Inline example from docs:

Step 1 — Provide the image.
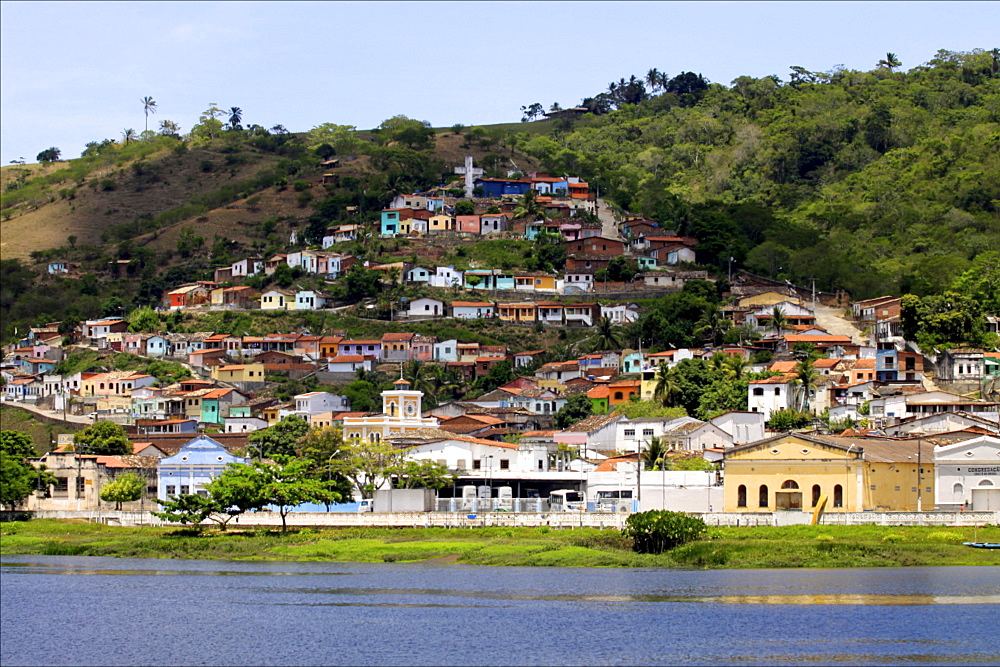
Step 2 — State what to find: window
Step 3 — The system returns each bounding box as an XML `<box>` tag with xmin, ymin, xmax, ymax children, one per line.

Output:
<box><xmin>758</xmin><ymin>485</ymin><xmax>769</xmax><ymax>508</ymax></box>
<box><xmin>774</xmin><ymin>388</ymin><xmax>781</xmax><ymax>396</ymax></box>
<box><xmin>781</xmin><ymin>480</ymin><xmax>799</xmax><ymax>490</ymax></box>
<box><xmin>624</xmin><ymin>429</ymin><xmax>635</xmax><ymax>438</ymax></box>
<box><xmin>812</xmin><ymin>484</ymin><xmax>821</xmax><ymax>507</ymax></box>
<box><xmin>737</xmin><ymin>485</ymin><xmax>747</xmax><ymax>507</ymax></box>
<box><xmin>166</xmin><ymin>485</ymin><xmax>176</xmax><ymax>496</ymax></box>
<box><xmin>643</xmin><ymin>429</ymin><xmax>654</xmax><ymax>437</ymax></box>
<box><xmin>500</xmin><ymin>460</ymin><xmax>510</xmax><ymax>470</ymax></box>
<box><xmin>833</xmin><ymin>484</ymin><xmax>843</xmax><ymax>508</ymax></box>
<box><xmin>473</xmin><ymin>460</ymin><xmax>482</xmax><ymax>470</ymax></box>
<box><xmin>753</xmin><ymin>388</ymin><xmax>764</xmax><ymax>396</ymax></box>
<box><xmin>180</xmin><ymin>485</ymin><xmax>190</xmax><ymax>495</ymax></box>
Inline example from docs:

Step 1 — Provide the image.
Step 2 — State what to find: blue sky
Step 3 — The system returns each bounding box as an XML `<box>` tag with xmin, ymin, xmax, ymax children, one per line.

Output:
<box><xmin>1</xmin><ymin>1</ymin><xmax>995</xmax><ymax>165</ymax></box>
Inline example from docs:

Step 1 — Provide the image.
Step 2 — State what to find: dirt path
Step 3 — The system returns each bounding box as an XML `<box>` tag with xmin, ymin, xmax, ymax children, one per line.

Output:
<box><xmin>812</xmin><ymin>303</ymin><xmax>865</xmax><ymax>343</ymax></box>
<box><xmin>595</xmin><ymin>198</ymin><xmax>620</xmax><ymax>239</ymax></box>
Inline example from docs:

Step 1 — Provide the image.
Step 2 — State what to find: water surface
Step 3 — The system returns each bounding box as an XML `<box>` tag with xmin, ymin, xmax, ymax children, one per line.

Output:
<box><xmin>2</xmin><ymin>556</ymin><xmax>998</xmax><ymax>665</ymax></box>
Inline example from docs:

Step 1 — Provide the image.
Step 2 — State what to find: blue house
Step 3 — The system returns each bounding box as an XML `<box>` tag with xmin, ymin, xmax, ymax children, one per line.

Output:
<box><xmin>157</xmin><ymin>435</ymin><xmax>248</xmax><ymax>499</ymax></box>
<box><xmin>380</xmin><ymin>209</ymin><xmax>402</xmax><ymax>236</ymax></box>
<box><xmin>473</xmin><ymin>178</ymin><xmax>532</xmax><ymax>198</ymax></box>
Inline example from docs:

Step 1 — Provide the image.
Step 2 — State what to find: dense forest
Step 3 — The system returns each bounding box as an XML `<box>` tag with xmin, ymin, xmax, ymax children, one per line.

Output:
<box><xmin>1</xmin><ymin>48</ymin><xmax>997</xmax><ymax>347</ymax></box>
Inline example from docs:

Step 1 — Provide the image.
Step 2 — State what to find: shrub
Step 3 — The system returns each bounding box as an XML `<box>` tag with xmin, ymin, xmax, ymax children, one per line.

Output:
<box><xmin>622</xmin><ymin>510</ymin><xmax>706</xmax><ymax>554</ymax></box>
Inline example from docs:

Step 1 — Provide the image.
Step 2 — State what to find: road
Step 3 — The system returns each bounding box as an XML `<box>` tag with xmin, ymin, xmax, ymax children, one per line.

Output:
<box><xmin>1</xmin><ymin>399</ymin><xmax>94</xmax><ymax>424</ymax></box>
<box><xmin>595</xmin><ymin>198</ymin><xmax>620</xmax><ymax>239</ymax></box>
<box><xmin>812</xmin><ymin>303</ymin><xmax>865</xmax><ymax>343</ymax></box>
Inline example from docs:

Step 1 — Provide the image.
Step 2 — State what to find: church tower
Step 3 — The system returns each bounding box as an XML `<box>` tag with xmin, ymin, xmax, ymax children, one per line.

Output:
<box><xmin>382</xmin><ymin>378</ymin><xmax>423</xmax><ymax>421</ymax></box>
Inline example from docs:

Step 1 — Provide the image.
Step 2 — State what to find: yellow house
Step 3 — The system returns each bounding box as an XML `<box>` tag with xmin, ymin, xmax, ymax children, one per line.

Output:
<box><xmin>497</xmin><ymin>302</ymin><xmax>537</xmax><ymax>323</ymax></box>
<box><xmin>211</xmin><ymin>363</ymin><xmax>266</xmax><ymax>384</ymax></box>
<box><xmin>737</xmin><ymin>291</ymin><xmax>802</xmax><ymax>308</ymax></box>
<box><xmin>428</xmin><ymin>214</ymin><xmax>453</xmax><ymax>232</ymax></box>
<box><xmin>723</xmin><ymin>433</ymin><xmax>935</xmax><ymax>513</ymax></box>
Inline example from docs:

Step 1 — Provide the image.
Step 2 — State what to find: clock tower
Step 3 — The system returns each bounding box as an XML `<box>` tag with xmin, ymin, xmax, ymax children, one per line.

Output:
<box><xmin>383</xmin><ymin>378</ymin><xmax>423</xmax><ymax>422</ymax></box>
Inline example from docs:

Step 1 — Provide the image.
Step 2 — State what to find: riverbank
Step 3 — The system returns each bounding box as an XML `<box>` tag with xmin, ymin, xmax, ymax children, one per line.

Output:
<box><xmin>2</xmin><ymin>520</ymin><xmax>998</xmax><ymax>567</ymax></box>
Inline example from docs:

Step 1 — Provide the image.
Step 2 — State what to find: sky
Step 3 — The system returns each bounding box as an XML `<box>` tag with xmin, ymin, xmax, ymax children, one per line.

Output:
<box><xmin>1</xmin><ymin>1</ymin><xmax>996</xmax><ymax>165</ymax></box>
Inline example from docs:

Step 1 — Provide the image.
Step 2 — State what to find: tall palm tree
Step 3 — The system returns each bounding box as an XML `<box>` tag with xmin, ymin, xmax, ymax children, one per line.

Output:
<box><xmin>878</xmin><ymin>52</ymin><xmax>901</xmax><ymax>73</ymax></box>
<box><xmin>121</xmin><ymin>128</ymin><xmax>137</xmax><ymax>145</ymax></box>
<box><xmin>141</xmin><ymin>96</ymin><xmax>157</xmax><ymax>132</ymax></box>
<box><xmin>723</xmin><ymin>353</ymin><xmax>748</xmax><ymax>380</ymax></box>
<box><xmin>645</xmin><ymin>68</ymin><xmax>661</xmax><ymax>93</ymax></box>
<box><xmin>228</xmin><ymin>106</ymin><xmax>243</xmax><ymax>130</ymax></box>
<box><xmin>592</xmin><ymin>316</ymin><xmax>621</xmax><ymax>352</ymax></box>
<box><xmin>402</xmin><ymin>360</ymin><xmax>435</xmax><ymax>397</ymax></box>
<box><xmin>694</xmin><ymin>303</ymin><xmax>730</xmax><ymax>347</ymax></box>
<box><xmin>793</xmin><ymin>358</ymin><xmax>819</xmax><ymax>412</ymax></box>
<box><xmin>653</xmin><ymin>362</ymin><xmax>681</xmax><ymax>407</ymax></box>
<box><xmin>768</xmin><ymin>305</ymin><xmax>788</xmax><ymax>337</ymax></box>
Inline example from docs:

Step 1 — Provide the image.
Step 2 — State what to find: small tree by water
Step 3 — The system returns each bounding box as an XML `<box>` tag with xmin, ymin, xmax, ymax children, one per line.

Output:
<box><xmin>622</xmin><ymin>510</ymin><xmax>707</xmax><ymax>554</ymax></box>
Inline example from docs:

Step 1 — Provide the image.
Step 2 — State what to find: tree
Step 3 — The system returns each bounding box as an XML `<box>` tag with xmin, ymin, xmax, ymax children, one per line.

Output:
<box><xmin>592</xmin><ymin>316</ymin><xmax>622</xmax><ymax>352</ymax></box>
<box><xmin>0</xmin><ymin>430</ymin><xmax>37</xmax><ymax>459</ymax></box>
<box><xmin>642</xmin><ymin>436</ymin><xmax>668</xmax><ymax>471</ymax></box>
<box><xmin>0</xmin><ymin>452</ymin><xmax>37</xmax><ymax>510</ymax></box>
<box><xmin>768</xmin><ymin>305</ymin><xmax>787</xmax><ymax>336</ymax></box>
<box><xmin>74</xmin><ymin>420</ymin><xmax>131</xmax><ymax>456</ymax></box>
<box><xmin>901</xmin><ymin>292</ymin><xmax>989</xmax><ymax>350</ymax></box>
<box><xmin>694</xmin><ymin>303</ymin><xmax>731</xmax><ymax>347</ymax></box>
<box><xmin>878</xmin><ymin>52</ymin><xmax>902</xmax><ymax>73</ymax></box>
<box><xmin>555</xmin><ymin>393</ymin><xmax>594</xmax><ymax>429</ymax></box>
<box><xmin>512</xmin><ymin>189</ymin><xmax>544</xmax><ymax>221</ymax></box>
<box><xmin>151</xmin><ymin>493</ymin><xmax>219</xmax><ymax>530</ymax></box>
<box><xmin>228</xmin><ymin>106</ymin><xmax>243</xmax><ymax>130</ymax></box>
<box><xmin>251</xmin><ymin>455</ymin><xmax>339</xmax><ymax>531</ymax></box>
<box><xmin>158</xmin><ymin>119</ymin><xmax>181</xmax><ymax>136</ymax></box>
<box><xmin>951</xmin><ymin>251</ymin><xmax>1000</xmax><ymax>313</ymax></box>
<box><xmin>141</xmin><ymin>96</ymin><xmax>157</xmax><ymax>132</ymax></box>
<box><xmin>99</xmin><ymin>472</ymin><xmax>144</xmax><ymax>510</ymax></box>
<box><xmin>793</xmin><ymin>358</ymin><xmax>819</xmax><ymax>412</ymax></box>
<box><xmin>454</xmin><ymin>200</ymin><xmax>475</xmax><ymax>216</ymax></box>
<box><xmin>613</xmin><ymin>400</ymin><xmax>686</xmax><ymax>420</ymax></box>
<box><xmin>127</xmin><ymin>306</ymin><xmax>160</xmax><ymax>332</ymax></box>
<box><xmin>36</xmin><ymin>147</ymin><xmax>61</xmax><ymax>163</ymax></box>
<box><xmin>767</xmin><ymin>408</ymin><xmax>811</xmax><ymax>430</ymax></box>
<box><xmin>246</xmin><ymin>415</ymin><xmax>310</xmax><ymax>459</ymax></box>
<box><xmin>191</xmin><ymin>103</ymin><xmax>225</xmax><ymax>140</ymax></box>
<box><xmin>392</xmin><ymin>459</ymin><xmax>453</xmax><ymax>490</ymax></box>
<box><xmin>330</xmin><ymin>438</ymin><xmax>407</xmax><ymax>499</ymax></box>
<box><xmin>653</xmin><ymin>362</ymin><xmax>681</xmax><ymax>407</ymax></box>
<box><xmin>121</xmin><ymin>129</ymin><xmax>137</xmax><ymax>146</ymax></box>
<box><xmin>473</xmin><ymin>360</ymin><xmax>516</xmax><ymax>394</ymax></box>
<box><xmin>520</xmin><ymin>102</ymin><xmax>544</xmax><ymax>122</ymax></box>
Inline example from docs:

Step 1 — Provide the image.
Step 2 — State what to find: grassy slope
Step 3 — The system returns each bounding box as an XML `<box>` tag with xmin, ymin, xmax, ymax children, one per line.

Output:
<box><xmin>3</xmin><ymin>521</ymin><xmax>998</xmax><ymax>568</ymax></box>
<box><xmin>0</xmin><ymin>406</ymin><xmax>86</xmax><ymax>454</ymax></box>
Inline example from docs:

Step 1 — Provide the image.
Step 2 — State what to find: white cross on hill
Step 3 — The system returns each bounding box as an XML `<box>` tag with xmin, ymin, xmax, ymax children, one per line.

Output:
<box><xmin>454</xmin><ymin>156</ymin><xmax>484</xmax><ymax>198</ymax></box>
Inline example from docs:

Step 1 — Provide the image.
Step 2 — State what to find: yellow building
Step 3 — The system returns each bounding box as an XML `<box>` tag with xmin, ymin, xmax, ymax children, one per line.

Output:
<box><xmin>723</xmin><ymin>433</ymin><xmax>935</xmax><ymax>513</ymax></box>
<box><xmin>428</xmin><ymin>214</ymin><xmax>453</xmax><ymax>232</ymax></box>
<box><xmin>211</xmin><ymin>363</ymin><xmax>266</xmax><ymax>384</ymax></box>
<box><xmin>737</xmin><ymin>291</ymin><xmax>802</xmax><ymax>308</ymax></box>
<box><xmin>342</xmin><ymin>378</ymin><xmax>439</xmax><ymax>443</ymax></box>
<box><xmin>497</xmin><ymin>302</ymin><xmax>537</xmax><ymax>322</ymax></box>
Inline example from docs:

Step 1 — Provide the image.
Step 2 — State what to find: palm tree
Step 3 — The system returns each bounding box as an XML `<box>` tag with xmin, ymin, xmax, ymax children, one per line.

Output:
<box><xmin>121</xmin><ymin>128</ymin><xmax>137</xmax><ymax>145</ymax></box>
<box><xmin>141</xmin><ymin>96</ymin><xmax>157</xmax><ymax>132</ymax></box>
<box><xmin>694</xmin><ymin>303</ymin><xmax>730</xmax><ymax>347</ymax></box>
<box><xmin>723</xmin><ymin>354</ymin><xmax>748</xmax><ymax>380</ymax></box>
<box><xmin>768</xmin><ymin>305</ymin><xmax>787</xmax><ymax>337</ymax></box>
<box><xmin>228</xmin><ymin>106</ymin><xmax>243</xmax><ymax>130</ymax></box>
<box><xmin>511</xmin><ymin>189</ymin><xmax>544</xmax><ymax>221</ymax></box>
<box><xmin>641</xmin><ymin>436</ymin><xmax>668</xmax><ymax>471</ymax></box>
<box><xmin>793</xmin><ymin>358</ymin><xmax>819</xmax><ymax>412</ymax></box>
<box><xmin>592</xmin><ymin>316</ymin><xmax>621</xmax><ymax>351</ymax></box>
<box><xmin>878</xmin><ymin>52</ymin><xmax>901</xmax><ymax>73</ymax></box>
<box><xmin>402</xmin><ymin>360</ymin><xmax>435</xmax><ymax>397</ymax></box>
<box><xmin>645</xmin><ymin>68</ymin><xmax>662</xmax><ymax>93</ymax></box>
<box><xmin>653</xmin><ymin>362</ymin><xmax>681</xmax><ymax>407</ymax></box>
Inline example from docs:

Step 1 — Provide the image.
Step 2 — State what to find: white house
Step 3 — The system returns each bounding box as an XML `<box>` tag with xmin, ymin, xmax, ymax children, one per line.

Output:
<box><xmin>747</xmin><ymin>376</ymin><xmax>793</xmax><ymax>421</ymax></box>
<box><xmin>933</xmin><ymin>435</ymin><xmax>1000</xmax><ymax>511</ymax></box>
<box><xmin>231</xmin><ymin>258</ymin><xmax>263</xmax><ymax>278</ymax></box>
<box><xmin>451</xmin><ymin>301</ymin><xmax>495</xmax><ymax>319</ymax></box>
<box><xmin>709</xmin><ymin>411</ymin><xmax>766</xmax><ymax>445</ymax></box>
<box><xmin>428</xmin><ymin>266</ymin><xmax>464</xmax><ymax>289</ymax></box>
<box><xmin>294</xmin><ymin>391</ymin><xmax>351</xmax><ymax>417</ymax></box>
<box><xmin>434</xmin><ymin>339</ymin><xmax>458</xmax><ymax>362</ymax></box>
<box><xmin>407</xmin><ymin>297</ymin><xmax>445</xmax><ymax>318</ymax></box>
<box><xmin>224</xmin><ymin>417</ymin><xmax>269</xmax><ymax>433</ymax></box>
<box><xmin>294</xmin><ymin>290</ymin><xmax>326</xmax><ymax>311</ymax></box>
<box><xmin>406</xmin><ymin>267</ymin><xmax>431</xmax><ymax>284</ymax></box>
<box><xmin>600</xmin><ymin>303</ymin><xmax>640</xmax><ymax>324</ymax></box>
<box><xmin>326</xmin><ymin>355</ymin><xmax>374</xmax><ymax>374</ymax></box>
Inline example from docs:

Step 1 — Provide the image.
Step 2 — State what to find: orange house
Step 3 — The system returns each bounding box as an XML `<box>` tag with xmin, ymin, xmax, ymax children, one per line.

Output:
<box><xmin>607</xmin><ymin>379</ymin><xmax>641</xmax><ymax>405</ymax></box>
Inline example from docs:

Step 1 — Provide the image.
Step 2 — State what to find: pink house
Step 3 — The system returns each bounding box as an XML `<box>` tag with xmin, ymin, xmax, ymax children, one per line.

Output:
<box><xmin>456</xmin><ymin>215</ymin><xmax>481</xmax><ymax>234</ymax></box>
<box><xmin>412</xmin><ymin>335</ymin><xmax>436</xmax><ymax>362</ymax></box>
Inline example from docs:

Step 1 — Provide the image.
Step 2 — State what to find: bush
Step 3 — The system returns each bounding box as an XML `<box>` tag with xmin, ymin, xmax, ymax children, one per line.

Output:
<box><xmin>622</xmin><ymin>510</ymin><xmax>706</xmax><ymax>554</ymax></box>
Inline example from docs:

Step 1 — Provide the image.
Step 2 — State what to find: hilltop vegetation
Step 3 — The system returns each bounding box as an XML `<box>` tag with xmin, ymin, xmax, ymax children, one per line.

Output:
<box><xmin>1</xmin><ymin>48</ymin><xmax>998</xmax><ymax>345</ymax></box>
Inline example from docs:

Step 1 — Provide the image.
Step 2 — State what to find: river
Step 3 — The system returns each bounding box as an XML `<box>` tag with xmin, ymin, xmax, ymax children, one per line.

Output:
<box><xmin>1</xmin><ymin>557</ymin><xmax>998</xmax><ymax>665</ymax></box>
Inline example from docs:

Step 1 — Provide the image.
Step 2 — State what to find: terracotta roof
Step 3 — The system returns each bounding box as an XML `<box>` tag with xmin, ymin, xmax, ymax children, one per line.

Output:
<box><xmin>562</xmin><ymin>413</ymin><xmax>622</xmax><ymax>433</ymax></box>
<box><xmin>749</xmin><ymin>375</ymin><xmax>795</xmax><ymax>385</ymax></box>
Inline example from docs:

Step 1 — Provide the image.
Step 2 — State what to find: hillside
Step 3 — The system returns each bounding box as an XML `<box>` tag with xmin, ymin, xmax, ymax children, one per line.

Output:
<box><xmin>1</xmin><ymin>48</ymin><xmax>998</xmax><ymax>345</ymax></box>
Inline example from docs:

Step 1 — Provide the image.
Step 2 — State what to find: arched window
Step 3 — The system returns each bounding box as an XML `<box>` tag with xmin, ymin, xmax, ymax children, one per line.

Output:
<box><xmin>758</xmin><ymin>485</ymin><xmax>769</xmax><ymax>508</ymax></box>
<box><xmin>979</xmin><ymin>479</ymin><xmax>994</xmax><ymax>487</ymax></box>
<box><xmin>812</xmin><ymin>484</ymin><xmax>822</xmax><ymax>507</ymax></box>
<box><xmin>833</xmin><ymin>484</ymin><xmax>843</xmax><ymax>508</ymax></box>
<box><xmin>737</xmin><ymin>485</ymin><xmax>747</xmax><ymax>507</ymax></box>
<box><xmin>953</xmin><ymin>483</ymin><xmax>964</xmax><ymax>502</ymax></box>
<box><xmin>781</xmin><ymin>479</ymin><xmax>799</xmax><ymax>490</ymax></box>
